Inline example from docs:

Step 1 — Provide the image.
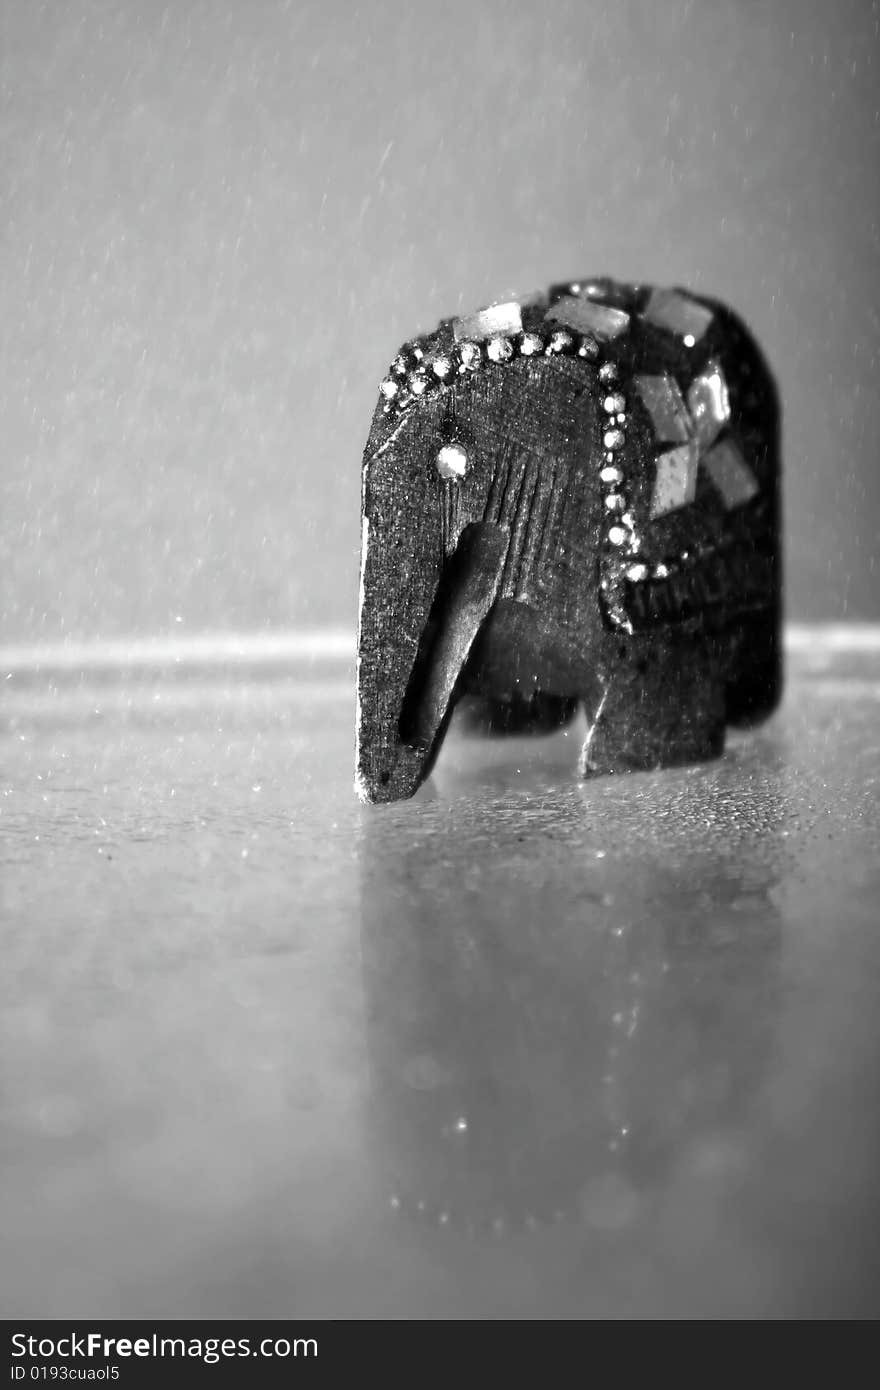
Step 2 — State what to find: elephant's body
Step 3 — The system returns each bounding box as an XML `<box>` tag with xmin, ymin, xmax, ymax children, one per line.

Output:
<box><xmin>357</xmin><ymin>279</ymin><xmax>780</xmax><ymax>803</ymax></box>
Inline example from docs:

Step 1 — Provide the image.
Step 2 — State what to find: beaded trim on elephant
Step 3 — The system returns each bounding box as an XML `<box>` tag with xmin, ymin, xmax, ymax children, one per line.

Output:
<box><xmin>377</xmin><ymin>317</ymin><xmax>600</xmax><ymax>412</ymax></box>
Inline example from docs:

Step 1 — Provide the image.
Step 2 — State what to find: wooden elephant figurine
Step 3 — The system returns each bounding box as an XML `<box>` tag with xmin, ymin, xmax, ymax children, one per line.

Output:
<box><xmin>356</xmin><ymin>278</ymin><xmax>780</xmax><ymax>804</ymax></box>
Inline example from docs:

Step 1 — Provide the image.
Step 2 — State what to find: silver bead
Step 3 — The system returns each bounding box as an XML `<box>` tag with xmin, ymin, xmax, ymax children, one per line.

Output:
<box><xmin>431</xmin><ymin>355</ymin><xmax>453</xmax><ymax>381</ymax></box>
<box><xmin>547</xmin><ymin>329</ymin><xmax>574</xmax><ymax>354</ymax></box>
<box><xmin>486</xmin><ymin>336</ymin><xmax>514</xmax><ymax>363</ymax></box>
<box><xmin>435</xmin><ymin>443</ymin><xmax>469</xmax><ymax>480</ymax></box>
<box><xmin>457</xmin><ymin>342</ymin><xmax>482</xmax><ymax>371</ymax></box>
<box><xmin>519</xmin><ymin>332</ymin><xmax>544</xmax><ymax>356</ymax></box>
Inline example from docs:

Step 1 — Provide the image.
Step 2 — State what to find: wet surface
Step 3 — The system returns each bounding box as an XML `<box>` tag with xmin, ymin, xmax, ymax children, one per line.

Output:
<box><xmin>2</xmin><ymin>640</ymin><xmax>879</xmax><ymax>1317</ymax></box>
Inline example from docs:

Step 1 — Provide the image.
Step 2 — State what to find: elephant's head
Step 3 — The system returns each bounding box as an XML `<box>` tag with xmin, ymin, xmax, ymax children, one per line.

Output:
<box><xmin>355</xmin><ymin>296</ymin><xmax>610</xmax><ymax>803</ymax></box>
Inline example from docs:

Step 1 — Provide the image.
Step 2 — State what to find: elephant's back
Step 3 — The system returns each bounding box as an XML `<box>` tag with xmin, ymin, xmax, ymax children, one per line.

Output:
<box><xmin>589</xmin><ymin>281</ymin><xmax>780</xmax><ymax>640</ymax></box>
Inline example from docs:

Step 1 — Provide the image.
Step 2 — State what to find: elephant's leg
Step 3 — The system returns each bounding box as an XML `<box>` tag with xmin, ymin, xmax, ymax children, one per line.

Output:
<box><xmin>580</xmin><ymin>641</ymin><xmax>726</xmax><ymax>777</ymax></box>
<box><xmin>456</xmin><ymin>692</ymin><xmax>581</xmax><ymax>737</ymax></box>
<box><xmin>724</xmin><ymin>607</ymin><xmax>782</xmax><ymax>727</ymax></box>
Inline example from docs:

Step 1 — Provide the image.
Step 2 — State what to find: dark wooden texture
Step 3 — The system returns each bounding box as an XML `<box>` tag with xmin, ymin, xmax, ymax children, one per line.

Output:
<box><xmin>356</xmin><ymin>284</ymin><xmax>780</xmax><ymax>803</ymax></box>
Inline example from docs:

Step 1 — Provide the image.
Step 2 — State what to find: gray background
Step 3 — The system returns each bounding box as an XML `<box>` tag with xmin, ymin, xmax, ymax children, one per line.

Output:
<box><xmin>2</xmin><ymin>0</ymin><xmax>877</xmax><ymax>643</ymax></box>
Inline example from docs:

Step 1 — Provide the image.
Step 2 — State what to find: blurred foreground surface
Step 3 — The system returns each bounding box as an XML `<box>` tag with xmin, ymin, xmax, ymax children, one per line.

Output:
<box><xmin>1</xmin><ymin>635</ymin><xmax>879</xmax><ymax>1317</ymax></box>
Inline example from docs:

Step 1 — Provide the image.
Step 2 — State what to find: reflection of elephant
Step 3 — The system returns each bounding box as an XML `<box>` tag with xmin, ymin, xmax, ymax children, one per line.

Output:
<box><xmin>356</xmin><ymin>279</ymin><xmax>780</xmax><ymax>803</ymax></box>
<box><xmin>359</xmin><ymin>785</ymin><xmax>785</xmax><ymax>1235</ymax></box>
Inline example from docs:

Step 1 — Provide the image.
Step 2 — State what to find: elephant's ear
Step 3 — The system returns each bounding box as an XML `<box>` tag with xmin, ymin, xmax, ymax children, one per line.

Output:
<box><xmin>599</xmin><ymin>289</ymin><xmax>780</xmax><ymax>639</ymax></box>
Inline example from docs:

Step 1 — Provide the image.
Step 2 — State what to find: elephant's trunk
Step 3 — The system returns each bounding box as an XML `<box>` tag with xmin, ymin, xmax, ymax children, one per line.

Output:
<box><xmin>356</xmin><ymin>521</ymin><xmax>506</xmax><ymax>803</ymax></box>
<box><xmin>399</xmin><ymin>522</ymin><xmax>507</xmax><ymax>751</ymax></box>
